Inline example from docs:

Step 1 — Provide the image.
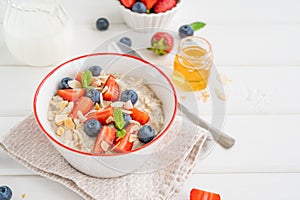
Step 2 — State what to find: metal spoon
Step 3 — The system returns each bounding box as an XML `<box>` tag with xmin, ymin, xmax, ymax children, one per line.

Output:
<box><xmin>111</xmin><ymin>41</ymin><xmax>236</xmax><ymax>149</ymax></box>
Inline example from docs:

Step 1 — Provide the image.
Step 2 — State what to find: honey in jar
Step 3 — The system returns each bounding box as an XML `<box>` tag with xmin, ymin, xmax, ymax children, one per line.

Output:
<box><xmin>172</xmin><ymin>36</ymin><xmax>213</xmax><ymax>91</ymax></box>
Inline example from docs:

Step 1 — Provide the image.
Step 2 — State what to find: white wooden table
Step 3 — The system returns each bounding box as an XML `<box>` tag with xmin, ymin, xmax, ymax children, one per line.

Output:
<box><xmin>1</xmin><ymin>0</ymin><xmax>300</xmax><ymax>199</ymax></box>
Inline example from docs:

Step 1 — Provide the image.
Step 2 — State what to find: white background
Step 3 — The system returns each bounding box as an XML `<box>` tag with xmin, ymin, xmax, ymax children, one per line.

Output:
<box><xmin>0</xmin><ymin>0</ymin><xmax>300</xmax><ymax>199</ymax></box>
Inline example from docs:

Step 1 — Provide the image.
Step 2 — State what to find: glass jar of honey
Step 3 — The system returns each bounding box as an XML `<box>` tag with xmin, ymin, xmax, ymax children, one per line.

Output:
<box><xmin>172</xmin><ymin>36</ymin><xmax>213</xmax><ymax>91</ymax></box>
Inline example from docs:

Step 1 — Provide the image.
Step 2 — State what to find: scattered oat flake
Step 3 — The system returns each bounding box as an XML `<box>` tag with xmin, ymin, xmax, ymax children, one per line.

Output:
<box><xmin>218</xmin><ymin>73</ymin><xmax>232</xmax><ymax>85</ymax></box>
<box><xmin>180</xmin><ymin>96</ymin><xmax>187</xmax><ymax>101</ymax></box>
<box><xmin>215</xmin><ymin>88</ymin><xmax>227</xmax><ymax>101</ymax></box>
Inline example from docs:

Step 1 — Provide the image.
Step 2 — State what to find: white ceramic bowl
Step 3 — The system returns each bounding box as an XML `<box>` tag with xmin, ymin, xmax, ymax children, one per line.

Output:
<box><xmin>117</xmin><ymin>0</ymin><xmax>181</xmax><ymax>31</ymax></box>
<box><xmin>34</xmin><ymin>53</ymin><xmax>178</xmax><ymax>178</ymax></box>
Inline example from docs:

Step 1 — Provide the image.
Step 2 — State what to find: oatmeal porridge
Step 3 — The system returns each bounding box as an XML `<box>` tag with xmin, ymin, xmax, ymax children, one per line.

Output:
<box><xmin>47</xmin><ymin>66</ymin><xmax>164</xmax><ymax>154</ymax></box>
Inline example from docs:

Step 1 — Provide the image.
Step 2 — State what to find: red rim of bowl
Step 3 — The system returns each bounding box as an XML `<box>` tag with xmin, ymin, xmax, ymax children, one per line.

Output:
<box><xmin>33</xmin><ymin>52</ymin><xmax>178</xmax><ymax>157</ymax></box>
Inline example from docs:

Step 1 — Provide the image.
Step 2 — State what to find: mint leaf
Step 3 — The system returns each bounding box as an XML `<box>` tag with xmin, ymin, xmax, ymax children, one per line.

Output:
<box><xmin>190</xmin><ymin>22</ymin><xmax>206</xmax><ymax>31</ymax></box>
<box><xmin>114</xmin><ymin>108</ymin><xmax>125</xmax><ymax>130</ymax></box>
<box><xmin>82</xmin><ymin>70</ymin><xmax>93</xmax><ymax>88</ymax></box>
<box><xmin>116</xmin><ymin>129</ymin><xmax>126</xmax><ymax>139</ymax></box>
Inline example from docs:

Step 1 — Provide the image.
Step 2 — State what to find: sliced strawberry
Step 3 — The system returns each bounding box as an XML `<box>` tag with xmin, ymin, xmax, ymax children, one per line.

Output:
<box><xmin>75</xmin><ymin>72</ymin><xmax>98</xmax><ymax>85</ymax></box>
<box><xmin>102</xmin><ymin>75</ymin><xmax>120</xmax><ymax>102</ymax></box>
<box><xmin>57</xmin><ymin>89</ymin><xmax>85</xmax><ymax>102</ymax></box>
<box><xmin>130</xmin><ymin>108</ymin><xmax>150</xmax><ymax>125</ymax></box>
<box><xmin>86</xmin><ymin>106</ymin><xmax>114</xmax><ymax>125</ymax></box>
<box><xmin>120</xmin><ymin>0</ymin><xmax>136</xmax><ymax>8</ymax></box>
<box><xmin>154</xmin><ymin>0</ymin><xmax>176</xmax><ymax>13</ymax></box>
<box><xmin>113</xmin><ymin>124</ymin><xmax>137</xmax><ymax>153</ymax></box>
<box><xmin>141</xmin><ymin>0</ymin><xmax>158</xmax><ymax>9</ymax></box>
<box><xmin>70</xmin><ymin>96</ymin><xmax>94</xmax><ymax>119</ymax></box>
<box><xmin>190</xmin><ymin>189</ymin><xmax>221</xmax><ymax>200</ymax></box>
<box><xmin>93</xmin><ymin>126</ymin><xmax>116</xmax><ymax>154</ymax></box>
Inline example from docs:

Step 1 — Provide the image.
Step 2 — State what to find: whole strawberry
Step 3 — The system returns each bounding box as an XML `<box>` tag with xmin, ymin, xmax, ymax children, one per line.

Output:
<box><xmin>147</xmin><ymin>32</ymin><xmax>174</xmax><ymax>56</ymax></box>
<box><xmin>120</xmin><ymin>0</ymin><xmax>136</xmax><ymax>8</ymax></box>
<box><xmin>140</xmin><ymin>0</ymin><xmax>158</xmax><ymax>9</ymax></box>
<box><xmin>154</xmin><ymin>0</ymin><xmax>176</xmax><ymax>13</ymax></box>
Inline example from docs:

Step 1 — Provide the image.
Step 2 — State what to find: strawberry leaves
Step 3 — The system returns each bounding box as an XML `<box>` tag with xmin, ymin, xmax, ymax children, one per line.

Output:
<box><xmin>147</xmin><ymin>32</ymin><xmax>174</xmax><ymax>56</ymax></box>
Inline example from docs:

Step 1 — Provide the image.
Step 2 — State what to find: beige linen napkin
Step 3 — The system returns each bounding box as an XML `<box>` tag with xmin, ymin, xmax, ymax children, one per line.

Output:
<box><xmin>0</xmin><ymin>113</ymin><xmax>209</xmax><ymax>200</ymax></box>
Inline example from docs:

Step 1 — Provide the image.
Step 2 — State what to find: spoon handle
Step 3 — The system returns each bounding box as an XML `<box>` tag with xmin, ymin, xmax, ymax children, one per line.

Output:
<box><xmin>178</xmin><ymin>102</ymin><xmax>235</xmax><ymax>149</ymax></box>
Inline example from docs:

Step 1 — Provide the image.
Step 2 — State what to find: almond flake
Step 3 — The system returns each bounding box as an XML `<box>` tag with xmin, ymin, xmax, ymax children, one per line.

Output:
<box><xmin>129</xmin><ymin>134</ymin><xmax>138</xmax><ymax>143</ymax></box>
<box><xmin>111</xmin><ymin>101</ymin><xmax>125</xmax><ymax>108</ymax></box>
<box><xmin>64</xmin><ymin>118</ymin><xmax>75</xmax><ymax>129</ymax></box>
<box><xmin>101</xmin><ymin>141</ymin><xmax>110</xmax><ymax>152</ymax></box>
<box><xmin>123</xmin><ymin>100</ymin><xmax>133</xmax><ymax>110</ymax></box>
<box><xmin>129</xmin><ymin>125</ymin><xmax>140</xmax><ymax>134</ymax></box>
<box><xmin>59</xmin><ymin>101</ymin><xmax>69</xmax><ymax>110</ymax></box>
<box><xmin>73</xmin><ymin>118</ymin><xmax>81</xmax><ymax>129</ymax></box>
<box><xmin>77</xmin><ymin>111</ymin><xmax>87</xmax><ymax>123</ymax></box>
<box><xmin>111</xmin><ymin>142</ymin><xmax>120</xmax><ymax>151</ymax></box>
<box><xmin>56</xmin><ymin>127</ymin><xmax>65</xmax><ymax>136</ymax></box>
<box><xmin>129</xmin><ymin>120</ymin><xmax>140</xmax><ymax>126</ymax></box>
<box><xmin>47</xmin><ymin>111</ymin><xmax>55</xmax><ymax>121</ymax></box>
<box><xmin>102</xmin><ymin>86</ymin><xmax>108</xmax><ymax>93</ymax></box>
<box><xmin>95</xmin><ymin>103</ymin><xmax>101</xmax><ymax>110</ymax></box>
<box><xmin>55</xmin><ymin>114</ymin><xmax>68</xmax><ymax>125</ymax></box>
<box><xmin>100</xmin><ymin>93</ymin><xmax>104</xmax><ymax>107</ymax></box>
<box><xmin>68</xmin><ymin>80</ymin><xmax>82</xmax><ymax>89</ymax></box>
<box><xmin>106</xmin><ymin>116</ymin><xmax>114</xmax><ymax>124</ymax></box>
<box><xmin>120</xmin><ymin>109</ymin><xmax>133</xmax><ymax>115</ymax></box>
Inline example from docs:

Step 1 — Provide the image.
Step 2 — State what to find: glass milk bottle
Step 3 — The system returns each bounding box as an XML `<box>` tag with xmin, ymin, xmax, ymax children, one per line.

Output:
<box><xmin>3</xmin><ymin>0</ymin><xmax>74</xmax><ymax>66</ymax></box>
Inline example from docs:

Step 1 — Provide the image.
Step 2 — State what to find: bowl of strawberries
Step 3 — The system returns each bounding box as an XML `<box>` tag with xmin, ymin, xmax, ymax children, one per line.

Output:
<box><xmin>117</xmin><ymin>0</ymin><xmax>181</xmax><ymax>30</ymax></box>
<box><xmin>33</xmin><ymin>53</ymin><xmax>178</xmax><ymax>178</ymax></box>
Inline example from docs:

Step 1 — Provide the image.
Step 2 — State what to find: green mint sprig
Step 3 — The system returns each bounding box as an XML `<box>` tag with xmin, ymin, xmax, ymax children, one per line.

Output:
<box><xmin>81</xmin><ymin>70</ymin><xmax>93</xmax><ymax>89</ymax></box>
<box><xmin>190</xmin><ymin>22</ymin><xmax>206</xmax><ymax>31</ymax></box>
<box><xmin>116</xmin><ymin>129</ymin><xmax>126</xmax><ymax>138</ymax></box>
<box><xmin>114</xmin><ymin>108</ymin><xmax>126</xmax><ymax>139</ymax></box>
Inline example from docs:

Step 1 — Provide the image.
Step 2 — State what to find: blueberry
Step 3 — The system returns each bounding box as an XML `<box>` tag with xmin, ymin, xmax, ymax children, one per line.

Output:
<box><xmin>121</xmin><ymin>90</ymin><xmax>138</xmax><ymax>104</ymax></box>
<box><xmin>179</xmin><ymin>25</ymin><xmax>194</xmax><ymax>38</ymax></box>
<box><xmin>137</xmin><ymin>125</ymin><xmax>155</xmax><ymax>143</ymax></box>
<box><xmin>86</xmin><ymin>89</ymin><xmax>100</xmax><ymax>104</ymax></box>
<box><xmin>89</xmin><ymin>66</ymin><xmax>102</xmax><ymax>76</ymax></box>
<box><xmin>132</xmin><ymin>2</ymin><xmax>147</xmax><ymax>13</ymax></box>
<box><xmin>119</xmin><ymin>37</ymin><xmax>132</xmax><ymax>47</ymax></box>
<box><xmin>84</xmin><ymin>119</ymin><xmax>101</xmax><ymax>137</ymax></box>
<box><xmin>96</xmin><ymin>18</ymin><xmax>109</xmax><ymax>31</ymax></box>
<box><xmin>123</xmin><ymin>113</ymin><xmax>132</xmax><ymax>127</ymax></box>
<box><xmin>59</xmin><ymin>77</ymin><xmax>72</xmax><ymax>89</ymax></box>
<box><xmin>0</xmin><ymin>186</ymin><xmax>12</xmax><ymax>200</ymax></box>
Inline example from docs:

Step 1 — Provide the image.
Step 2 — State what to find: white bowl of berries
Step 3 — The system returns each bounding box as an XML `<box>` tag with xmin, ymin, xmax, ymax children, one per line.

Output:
<box><xmin>34</xmin><ymin>53</ymin><xmax>178</xmax><ymax>178</ymax></box>
<box><xmin>117</xmin><ymin>0</ymin><xmax>181</xmax><ymax>31</ymax></box>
